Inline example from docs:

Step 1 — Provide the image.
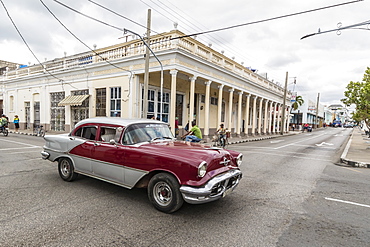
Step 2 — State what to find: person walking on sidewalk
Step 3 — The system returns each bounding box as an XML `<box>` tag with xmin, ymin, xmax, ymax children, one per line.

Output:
<box><xmin>13</xmin><ymin>115</ymin><xmax>20</xmax><ymax>133</ymax></box>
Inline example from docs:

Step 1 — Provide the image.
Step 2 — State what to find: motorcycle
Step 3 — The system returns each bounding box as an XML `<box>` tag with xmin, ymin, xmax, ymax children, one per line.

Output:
<box><xmin>0</xmin><ymin>126</ymin><xmax>9</xmax><ymax>136</ymax></box>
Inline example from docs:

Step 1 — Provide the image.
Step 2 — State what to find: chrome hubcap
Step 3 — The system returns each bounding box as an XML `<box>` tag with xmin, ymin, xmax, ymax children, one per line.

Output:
<box><xmin>153</xmin><ymin>182</ymin><xmax>172</xmax><ymax>206</ymax></box>
<box><xmin>60</xmin><ymin>160</ymin><xmax>70</xmax><ymax>177</ymax></box>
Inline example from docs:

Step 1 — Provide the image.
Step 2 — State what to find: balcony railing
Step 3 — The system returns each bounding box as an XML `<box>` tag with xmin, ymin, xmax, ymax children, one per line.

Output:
<box><xmin>3</xmin><ymin>30</ymin><xmax>287</xmax><ymax>96</ymax></box>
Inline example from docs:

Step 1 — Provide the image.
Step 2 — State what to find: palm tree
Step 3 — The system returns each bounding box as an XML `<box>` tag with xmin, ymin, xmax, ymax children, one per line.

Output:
<box><xmin>291</xmin><ymin>95</ymin><xmax>304</xmax><ymax>126</ymax></box>
<box><xmin>292</xmin><ymin>95</ymin><xmax>304</xmax><ymax>110</ymax></box>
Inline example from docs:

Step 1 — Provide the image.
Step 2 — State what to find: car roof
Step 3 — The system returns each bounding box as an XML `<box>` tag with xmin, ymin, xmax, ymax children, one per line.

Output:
<box><xmin>75</xmin><ymin>117</ymin><xmax>164</xmax><ymax>128</ymax></box>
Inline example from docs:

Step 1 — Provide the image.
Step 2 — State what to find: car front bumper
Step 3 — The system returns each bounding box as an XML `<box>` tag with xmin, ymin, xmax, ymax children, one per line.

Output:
<box><xmin>179</xmin><ymin>169</ymin><xmax>242</xmax><ymax>204</ymax></box>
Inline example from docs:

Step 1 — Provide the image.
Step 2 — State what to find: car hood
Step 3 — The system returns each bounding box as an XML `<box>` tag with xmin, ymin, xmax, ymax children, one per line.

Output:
<box><xmin>139</xmin><ymin>140</ymin><xmax>236</xmax><ymax>166</ymax></box>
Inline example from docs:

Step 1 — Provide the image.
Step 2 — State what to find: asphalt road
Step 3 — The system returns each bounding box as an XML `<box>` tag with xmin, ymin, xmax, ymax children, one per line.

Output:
<box><xmin>0</xmin><ymin>128</ymin><xmax>369</xmax><ymax>246</ymax></box>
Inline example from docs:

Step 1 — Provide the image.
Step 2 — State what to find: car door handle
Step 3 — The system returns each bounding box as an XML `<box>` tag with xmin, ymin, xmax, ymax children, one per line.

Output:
<box><xmin>94</xmin><ymin>143</ymin><xmax>101</xmax><ymax>146</ymax></box>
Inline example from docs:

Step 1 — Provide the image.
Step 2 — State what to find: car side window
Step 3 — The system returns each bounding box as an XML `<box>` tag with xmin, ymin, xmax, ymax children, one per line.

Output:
<box><xmin>100</xmin><ymin>127</ymin><xmax>122</xmax><ymax>143</ymax></box>
<box><xmin>73</xmin><ymin>126</ymin><xmax>97</xmax><ymax>141</ymax></box>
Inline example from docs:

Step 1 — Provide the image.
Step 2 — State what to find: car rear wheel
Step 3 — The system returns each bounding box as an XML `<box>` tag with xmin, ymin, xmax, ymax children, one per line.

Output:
<box><xmin>148</xmin><ymin>173</ymin><xmax>184</xmax><ymax>213</ymax></box>
<box><xmin>58</xmin><ymin>158</ymin><xmax>78</xmax><ymax>182</ymax></box>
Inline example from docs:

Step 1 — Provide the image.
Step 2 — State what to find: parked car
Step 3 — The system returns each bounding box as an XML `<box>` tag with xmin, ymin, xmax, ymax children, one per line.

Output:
<box><xmin>41</xmin><ymin>117</ymin><xmax>243</xmax><ymax>213</ymax></box>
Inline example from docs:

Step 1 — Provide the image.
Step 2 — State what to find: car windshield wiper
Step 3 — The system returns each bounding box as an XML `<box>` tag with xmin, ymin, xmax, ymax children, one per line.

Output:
<box><xmin>150</xmin><ymin>136</ymin><xmax>174</xmax><ymax>142</ymax></box>
<box><xmin>150</xmin><ymin>137</ymin><xmax>162</xmax><ymax>142</ymax></box>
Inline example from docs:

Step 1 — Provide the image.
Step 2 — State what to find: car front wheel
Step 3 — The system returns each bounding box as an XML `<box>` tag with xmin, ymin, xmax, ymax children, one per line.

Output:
<box><xmin>148</xmin><ymin>173</ymin><xmax>184</xmax><ymax>213</ymax></box>
<box><xmin>58</xmin><ymin>158</ymin><xmax>78</xmax><ymax>182</ymax></box>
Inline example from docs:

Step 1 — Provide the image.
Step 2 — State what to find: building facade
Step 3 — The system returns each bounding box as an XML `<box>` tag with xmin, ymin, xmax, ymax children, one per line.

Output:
<box><xmin>1</xmin><ymin>29</ymin><xmax>291</xmax><ymax>139</ymax></box>
<box><xmin>290</xmin><ymin>94</ymin><xmax>325</xmax><ymax>128</ymax></box>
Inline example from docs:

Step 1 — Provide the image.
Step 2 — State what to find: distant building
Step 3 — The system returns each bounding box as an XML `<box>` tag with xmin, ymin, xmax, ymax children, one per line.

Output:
<box><xmin>326</xmin><ymin>104</ymin><xmax>350</xmax><ymax>125</ymax></box>
<box><xmin>290</xmin><ymin>94</ymin><xmax>325</xmax><ymax>128</ymax></box>
<box><xmin>0</xmin><ymin>60</ymin><xmax>20</xmax><ymax>115</ymax></box>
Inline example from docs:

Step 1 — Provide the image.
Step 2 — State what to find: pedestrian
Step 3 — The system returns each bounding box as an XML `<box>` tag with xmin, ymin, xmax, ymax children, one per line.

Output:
<box><xmin>303</xmin><ymin>123</ymin><xmax>309</xmax><ymax>132</ymax></box>
<box><xmin>174</xmin><ymin>117</ymin><xmax>179</xmax><ymax>137</ymax></box>
<box><xmin>181</xmin><ymin>120</ymin><xmax>202</xmax><ymax>142</ymax></box>
<box><xmin>14</xmin><ymin>115</ymin><xmax>20</xmax><ymax>132</ymax></box>
<box><xmin>292</xmin><ymin>124</ymin><xmax>295</xmax><ymax>131</ymax></box>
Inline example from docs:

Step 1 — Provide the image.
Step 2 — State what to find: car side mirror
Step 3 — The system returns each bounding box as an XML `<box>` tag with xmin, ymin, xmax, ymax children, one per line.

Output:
<box><xmin>109</xmin><ymin>139</ymin><xmax>116</xmax><ymax>145</ymax></box>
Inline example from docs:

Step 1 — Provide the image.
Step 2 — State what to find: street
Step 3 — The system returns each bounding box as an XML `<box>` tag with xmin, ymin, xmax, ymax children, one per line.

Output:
<box><xmin>0</xmin><ymin>128</ymin><xmax>369</xmax><ymax>246</ymax></box>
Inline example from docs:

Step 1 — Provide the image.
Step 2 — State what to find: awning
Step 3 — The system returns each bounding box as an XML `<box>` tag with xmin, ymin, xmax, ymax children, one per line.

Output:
<box><xmin>58</xmin><ymin>95</ymin><xmax>90</xmax><ymax>106</ymax></box>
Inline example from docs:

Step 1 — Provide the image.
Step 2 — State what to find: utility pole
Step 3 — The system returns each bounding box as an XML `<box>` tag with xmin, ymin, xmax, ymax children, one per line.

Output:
<box><xmin>281</xmin><ymin>71</ymin><xmax>288</xmax><ymax>135</ymax></box>
<box><xmin>143</xmin><ymin>9</ymin><xmax>151</xmax><ymax>119</ymax></box>
<box><xmin>315</xmin><ymin>93</ymin><xmax>320</xmax><ymax>128</ymax></box>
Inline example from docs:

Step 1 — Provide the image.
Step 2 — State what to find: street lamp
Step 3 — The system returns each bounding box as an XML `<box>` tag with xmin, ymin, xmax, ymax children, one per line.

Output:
<box><xmin>123</xmin><ymin>28</ymin><xmax>164</xmax><ymax>121</ymax></box>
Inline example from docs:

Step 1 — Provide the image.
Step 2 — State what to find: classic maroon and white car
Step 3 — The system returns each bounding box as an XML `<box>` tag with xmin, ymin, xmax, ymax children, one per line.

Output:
<box><xmin>41</xmin><ymin>117</ymin><xmax>242</xmax><ymax>213</ymax></box>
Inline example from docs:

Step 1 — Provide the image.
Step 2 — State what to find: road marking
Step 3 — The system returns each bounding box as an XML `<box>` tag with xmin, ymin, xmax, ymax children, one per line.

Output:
<box><xmin>274</xmin><ymin>133</ymin><xmax>326</xmax><ymax>149</ymax></box>
<box><xmin>0</xmin><ymin>146</ymin><xmax>41</xmax><ymax>151</ymax></box>
<box><xmin>341</xmin><ymin>167</ymin><xmax>362</xmax><ymax>173</ymax></box>
<box><xmin>7</xmin><ymin>150</ymin><xmax>42</xmax><ymax>154</ymax></box>
<box><xmin>270</xmin><ymin>140</ymin><xmax>284</xmax><ymax>143</ymax></box>
<box><xmin>0</xmin><ymin>138</ymin><xmax>39</xmax><ymax>148</ymax></box>
<box><xmin>242</xmin><ymin>150</ymin><xmax>332</xmax><ymax>162</ymax></box>
<box><xmin>325</xmin><ymin>197</ymin><xmax>370</xmax><ymax>209</ymax></box>
<box><xmin>315</xmin><ymin>142</ymin><xmax>334</xmax><ymax>147</ymax></box>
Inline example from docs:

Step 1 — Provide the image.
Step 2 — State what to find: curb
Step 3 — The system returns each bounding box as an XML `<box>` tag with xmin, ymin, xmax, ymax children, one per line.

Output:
<box><xmin>340</xmin><ymin>130</ymin><xmax>370</xmax><ymax>168</ymax></box>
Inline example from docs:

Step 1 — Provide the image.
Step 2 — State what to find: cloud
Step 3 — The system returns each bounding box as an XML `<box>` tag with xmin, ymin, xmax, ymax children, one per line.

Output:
<box><xmin>266</xmin><ymin>53</ymin><xmax>301</xmax><ymax>68</ymax></box>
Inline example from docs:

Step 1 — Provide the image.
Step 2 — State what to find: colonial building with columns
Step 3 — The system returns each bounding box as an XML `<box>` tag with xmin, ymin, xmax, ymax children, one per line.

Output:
<box><xmin>1</xmin><ymin>29</ymin><xmax>291</xmax><ymax>140</ymax></box>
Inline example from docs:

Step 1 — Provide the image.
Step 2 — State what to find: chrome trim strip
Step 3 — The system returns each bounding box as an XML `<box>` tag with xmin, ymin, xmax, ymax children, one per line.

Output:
<box><xmin>75</xmin><ymin>170</ymin><xmax>134</xmax><ymax>189</ymax></box>
<box><xmin>68</xmin><ymin>153</ymin><xmax>149</xmax><ymax>173</ymax></box>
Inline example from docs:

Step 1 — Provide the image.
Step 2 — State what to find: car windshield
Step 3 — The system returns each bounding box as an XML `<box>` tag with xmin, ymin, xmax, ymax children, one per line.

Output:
<box><xmin>122</xmin><ymin>123</ymin><xmax>174</xmax><ymax>145</ymax></box>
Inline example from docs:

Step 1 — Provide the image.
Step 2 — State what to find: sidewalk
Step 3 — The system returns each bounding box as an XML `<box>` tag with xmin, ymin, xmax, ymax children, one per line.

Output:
<box><xmin>341</xmin><ymin>127</ymin><xmax>370</xmax><ymax>168</ymax></box>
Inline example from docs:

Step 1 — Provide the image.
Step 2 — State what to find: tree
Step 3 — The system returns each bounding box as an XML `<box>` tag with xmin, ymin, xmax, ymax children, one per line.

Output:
<box><xmin>341</xmin><ymin>67</ymin><xmax>370</xmax><ymax>132</ymax></box>
<box><xmin>291</xmin><ymin>95</ymin><xmax>304</xmax><ymax>110</ymax></box>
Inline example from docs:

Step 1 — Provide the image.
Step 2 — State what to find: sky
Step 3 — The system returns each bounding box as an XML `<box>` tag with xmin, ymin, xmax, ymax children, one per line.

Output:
<box><xmin>1</xmin><ymin>0</ymin><xmax>369</xmax><ymax>107</ymax></box>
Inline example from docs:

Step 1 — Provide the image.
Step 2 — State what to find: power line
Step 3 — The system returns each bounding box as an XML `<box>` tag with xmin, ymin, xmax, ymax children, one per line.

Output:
<box><xmin>40</xmin><ymin>0</ymin><xmax>133</xmax><ymax>99</ymax></box>
<box><xmin>170</xmin><ymin>0</ymin><xmax>364</xmax><ymax>40</ymax></box>
<box><xmin>88</xmin><ymin>0</ymin><xmax>163</xmax><ymax>37</ymax></box>
<box><xmin>154</xmin><ymin>0</ymin><xmax>258</xmax><ymax>70</ymax></box>
<box><xmin>0</xmin><ymin>0</ymin><xmax>70</xmax><ymax>89</ymax></box>
<box><xmin>139</xmin><ymin>0</ymin><xmax>201</xmax><ymax>39</ymax></box>
<box><xmin>52</xmin><ymin>0</ymin><xmax>124</xmax><ymax>31</ymax></box>
<box><xmin>41</xmin><ymin>0</ymin><xmax>132</xmax><ymax>74</ymax></box>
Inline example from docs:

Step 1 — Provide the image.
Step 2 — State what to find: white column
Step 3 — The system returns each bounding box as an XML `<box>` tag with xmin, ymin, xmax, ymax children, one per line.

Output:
<box><xmin>228</xmin><ymin>88</ymin><xmax>234</xmax><ymax>134</ymax></box>
<box><xmin>217</xmin><ymin>84</ymin><xmax>224</xmax><ymax>126</ymax></box>
<box><xmin>170</xmin><ymin>69</ymin><xmax>178</xmax><ymax>134</ymax></box>
<box><xmin>272</xmin><ymin>102</ymin><xmax>277</xmax><ymax>134</ymax></box>
<box><xmin>204</xmin><ymin>80</ymin><xmax>212</xmax><ymax>138</ymax></box>
<box><xmin>277</xmin><ymin>104</ymin><xmax>281</xmax><ymax>133</ymax></box>
<box><xmin>258</xmin><ymin>97</ymin><xmax>263</xmax><ymax>135</ymax></box>
<box><xmin>251</xmin><ymin>96</ymin><xmax>257</xmax><ymax>136</ymax></box>
<box><xmin>189</xmin><ymin>76</ymin><xmax>197</xmax><ymax>128</ymax></box>
<box><xmin>268</xmin><ymin>101</ymin><xmax>273</xmax><ymax>134</ymax></box>
<box><xmin>244</xmin><ymin>94</ymin><xmax>250</xmax><ymax>136</ymax></box>
<box><xmin>237</xmin><ymin>91</ymin><xmax>243</xmax><ymax>137</ymax></box>
<box><xmin>263</xmin><ymin>99</ymin><xmax>268</xmax><ymax>134</ymax></box>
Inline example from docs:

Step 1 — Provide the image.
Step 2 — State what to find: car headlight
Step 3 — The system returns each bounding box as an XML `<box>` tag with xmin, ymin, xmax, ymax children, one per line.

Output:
<box><xmin>198</xmin><ymin>161</ymin><xmax>207</xmax><ymax>177</ymax></box>
<box><xmin>236</xmin><ymin>154</ymin><xmax>243</xmax><ymax>167</ymax></box>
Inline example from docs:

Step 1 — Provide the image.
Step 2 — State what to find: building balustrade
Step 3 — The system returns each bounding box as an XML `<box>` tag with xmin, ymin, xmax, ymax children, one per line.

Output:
<box><xmin>2</xmin><ymin>30</ymin><xmax>288</xmax><ymax>97</ymax></box>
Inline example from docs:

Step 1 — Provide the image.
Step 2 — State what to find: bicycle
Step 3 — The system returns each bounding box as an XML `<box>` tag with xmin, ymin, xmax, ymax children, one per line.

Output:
<box><xmin>213</xmin><ymin>133</ymin><xmax>228</xmax><ymax>149</ymax></box>
<box><xmin>33</xmin><ymin>125</ymin><xmax>45</xmax><ymax>137</ymax></box>
<box><xmin>0</xmin><ymin>126</ymin><xmax>9</xmax><ymax>136</ymax></box>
